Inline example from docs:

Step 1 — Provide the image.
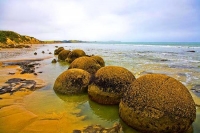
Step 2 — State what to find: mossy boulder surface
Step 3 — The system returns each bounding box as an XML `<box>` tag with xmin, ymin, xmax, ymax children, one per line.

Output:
<box><xmin>68</xmin><ymin>57</ymin><xmax>101</xmax><ymax>74</ymax></box>
<box><xmin>91</xmin><ymin>55</ymin><xmax>105</xmax><ymax>67</ymax></box>
<box><xmin>88</xmin><ymin>66</ymin><xmax>136</xmax><ymax>105</ymax></box>
<box><xmin>58</xmin><ymin>50</ymin><xmax>71</xmax><ymax>61</ymax></box>
<box><xmin>53</xmin><ymin>69</ymin><xmax>91</xmax><ymax>95</ymax></box>
<box><xmin>119</xmin><ymin>74</ymin><xmax>196</xmax><ymax>133</ymax></box>
<box><xmin>66</xmin><ymin>49</ymin><xmax>86</xmax><ymax>63</ymax></box>
<box><xmin>54</xmin><ymin>47</ymin><xmax>64</xmax><ymax>55</ymax></box>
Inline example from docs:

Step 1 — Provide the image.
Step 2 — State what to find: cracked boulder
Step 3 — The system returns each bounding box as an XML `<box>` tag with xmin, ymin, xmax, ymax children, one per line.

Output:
<box><xmin>88</xmin><ymin>66</ymin><xmax>135</xmax><ymax>105</ymax></box>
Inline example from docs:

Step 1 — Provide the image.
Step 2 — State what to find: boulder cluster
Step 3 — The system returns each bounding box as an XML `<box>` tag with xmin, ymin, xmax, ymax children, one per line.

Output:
<box><xmin>53</xmin><ymin>47</ymin><xmax>196</xmax><ymax>133</ymax></box>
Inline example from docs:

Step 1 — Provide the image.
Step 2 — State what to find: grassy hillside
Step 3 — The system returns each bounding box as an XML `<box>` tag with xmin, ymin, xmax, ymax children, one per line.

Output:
<box><xmin>0</xmin><ymin>30</ymin><xmax>44</xmax><ymax>48</ymax></box>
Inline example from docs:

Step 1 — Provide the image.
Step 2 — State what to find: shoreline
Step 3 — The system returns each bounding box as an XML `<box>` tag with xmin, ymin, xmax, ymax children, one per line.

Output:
<box><xmin>0</xmin><ymin>48</ymin><xmax>49</xmax><ymax>132</ymax></box>
<box><xmin>0</xmin><ymin>44</ymin><xmax>199</xmax><ymax>104</ymax></box>
<box><xmin>0</xmin><ymin>56</ymin><xmax>88</xmax><ymax>132</ymax></box>
<box><xmin>0</xmin><ymin>43</ymin><xmax>200</xmax><ymax>132</ymax></box>
<box><xmin>0</xmin><ymin>58</ymin><xmax>47</xmax><ymax>91</ymax></box>
<box><xmin>0</xmin><ymin>45</ymin><xmax>48</xmax><ymax>104</ymax></box>
<box><xmin>0</xmin><ymin>44</ymin><xmax>44</xmax><ymax>61</ymax></box>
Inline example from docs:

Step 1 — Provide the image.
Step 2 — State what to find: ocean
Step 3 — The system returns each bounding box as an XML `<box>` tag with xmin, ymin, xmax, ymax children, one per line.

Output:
<box><xmin>0</xmin><ymin>42</ymin><xmax>200</xmax><ymax>132</ymax></box>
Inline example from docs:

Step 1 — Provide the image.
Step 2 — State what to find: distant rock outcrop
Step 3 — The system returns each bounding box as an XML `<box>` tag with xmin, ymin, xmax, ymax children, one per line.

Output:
<box><xmin>0</xmin><ymin>30</ymin><xmax>44</xmax><ymax>48</ymax></box>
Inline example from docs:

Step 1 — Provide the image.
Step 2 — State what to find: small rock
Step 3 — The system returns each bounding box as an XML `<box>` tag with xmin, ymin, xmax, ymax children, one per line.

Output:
<box><xmin>191</xmin><ymin>85</ymin><xmax>200</xmax><ymax>93</ymax></box>
<box><xmin>160</xmin><ymin>59</ymin><xmax>168</xmax><ymax>61</ymax></box>
<box><xmin>18</xmin><ymin>62</ymin><xmax>40</xmax><ymax>74</ymax></box>
<box><xmin>21</xmin><ymin>80</ymin><xmax>36</xmax><ymax>90</ymax></box>
<box><xmin>27</xmin><ymin>64</ymin><xmax>35</xmax><ymax>67</ymax></box>
<box><xmin>51</xmin><ymin>59</ymin><xmax>57</xmax><ymax>63</ymax></box>
<box><xmin>73</xmin><ymin>130</ymin><xmax>81</xmax><ymax>133</ymax></box>
<box><xmin>82</xmin><ymin>123</ymin><xmax>122</xmax><ymax>133</ymax></box>
<box><xmin>11</xmin><ymin>83</ymin><xmax>23</xmax><ymax>92</ymax></box>
<box><xmin>0</xmin><ymin>86</ymin><xmax>12</xmax><ymax>94</ymax></box>
<box><xmin>34</xmin><ymin>52</ymin><xmax>37</xmax><ymax>55</ymax></box>
<box><xmin>11</xmin><ymin>83</ymin><xmax>16</xmax><ymax>86</ymax></box>
<box><xmin>187</xmin><ymin>50</ymin><xmax>195</xmax><ymax>52</ymax></box>
<box><xmin>0</xmin><ymin>78</ymin><xmax>37</xmax><ymax>94</ymax></box>
<box><xmin>8</xmin><ymin>72</ymin><xmax>15</xmax><ymax>75</ymax></box>
<box><xmin>6</xmin><ymin>78</ymin><xmax>24</xmax><ymax>83</ymax></box>
<box><xmin>49</xmin><ymin>52</ymin><xmax>52</xmax><ymax>54</ymax></box>
<box><xmin>42</xmin><ymin>51</ymin><xmax>45</xmax><ymax>54</ymax></box>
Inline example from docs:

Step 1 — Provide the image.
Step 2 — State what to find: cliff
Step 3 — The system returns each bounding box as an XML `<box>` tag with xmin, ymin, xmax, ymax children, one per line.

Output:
<box><xmin>0</xmin><ymin>30</ymin><xmax>44</xmax><ymax>48</ymax></box>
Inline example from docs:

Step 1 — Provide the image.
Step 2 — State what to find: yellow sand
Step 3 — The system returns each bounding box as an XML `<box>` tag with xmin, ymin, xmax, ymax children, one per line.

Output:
<box><xmin>0</xmin><ymin>61</ymin><xmax>88</xmax><ymax>133</ymax></box>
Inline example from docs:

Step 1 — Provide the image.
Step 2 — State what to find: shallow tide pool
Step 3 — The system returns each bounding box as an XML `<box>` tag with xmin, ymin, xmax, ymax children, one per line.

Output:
<box><xmin>0</xmin><ymin>43</ymin><xmax>200</xmax><ymax>133</ymax></box>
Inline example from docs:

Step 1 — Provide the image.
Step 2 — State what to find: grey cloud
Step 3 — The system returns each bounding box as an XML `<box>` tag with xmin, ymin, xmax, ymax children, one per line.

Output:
<box><xmin>0</xmin><ymin>0</ymin><xmax>199</xmax><ymax>41</ymax></box>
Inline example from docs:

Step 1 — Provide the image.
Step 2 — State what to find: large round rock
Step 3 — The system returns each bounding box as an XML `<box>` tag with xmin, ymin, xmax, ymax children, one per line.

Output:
<box><xmin>91</xmin><ymin>55</ymin><xmax>105</xmax><ymax>67</ymax></box>
<box><xmin>119</xmin><ymin>74</ymin><xmax>196</xmax><ymax>133</ymax></box>
<box><xmin>53</xmin><ymin>69</ymin><xmax>91</xmax><ymax>95</ymax></box>
<box><xmin>54</xmin><ymin>47</ymin><xmax>64</xmax><ymax>55</ymax></box>
<box><xmin>88</xmin><ymin>66</ymin><xmax>136</xmax><ymax>105</ymax></box>
<box><xmin>66</xmin><ymin>49</ymin><xmax>86</xmax><ymax>63</ymax></box>
<box><xmin>58</xmin><ymin>50</ymin><xmax>71</xmax><ymax>61</ymax></box>
<box><xmin>68</xmin><ymin>57</ymin><xmax>101</xmax><ymax>74</ymax></box>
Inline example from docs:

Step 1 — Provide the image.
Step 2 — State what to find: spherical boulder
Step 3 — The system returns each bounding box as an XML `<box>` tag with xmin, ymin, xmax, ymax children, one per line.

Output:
<box><xmin>53</xmin><ymin>69</ymin><xmax>91</xmax><ymax>95</ymax></box>
<box><xmin>68</xmin><ymin>57</ymin><xmax>101</xmax><ymax>74</ymax></box>
<box><xmin>58</xmin><ymin>50</ymin><xmax>71</xmax><ymax>61</ymax></box>
<box><xmin>54</xmin><ymin>47</ymin><xmax>64</xmax><ymax>55</ymax></box>
<box><xmin>88</xmin><ymin>66</ymin><xmax>136</xmax><ymax>105</ymax></box>
<box><xmin>66</xmin><ymin>49</ymin><xmax>86</xmax><ymax>63</ymax></box>
<box><xmin>119</xmin><ymin>74</ymin><xmax>196</xmax><ymax>133</ymax></box>
<box><xmin>91</xmin><ymin>55</ymin><xmax>105</xmax><ymax>67</ymax></box>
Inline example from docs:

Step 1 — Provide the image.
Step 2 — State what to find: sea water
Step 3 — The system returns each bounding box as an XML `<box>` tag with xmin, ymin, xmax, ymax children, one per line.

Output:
<box><xmin>1</xmin><ymin>42</ymin><xmax>200</xmax><ymax>132</ymax></box>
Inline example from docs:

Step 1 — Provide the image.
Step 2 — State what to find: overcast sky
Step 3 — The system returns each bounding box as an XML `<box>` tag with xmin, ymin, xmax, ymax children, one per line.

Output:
<box><xmin>0</xmin><ymin>0</ymin><xmax>200</xmax><ymax>42</ymax></box>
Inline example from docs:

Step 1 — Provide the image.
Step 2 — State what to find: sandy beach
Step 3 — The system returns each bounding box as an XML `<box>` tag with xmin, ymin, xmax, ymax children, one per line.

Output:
<box><xmin>0</xmin><ymin>45</ymin><xmax>91</xmax><ymax>133</ymax></box>
<box><xmin>0</xmin><ymin>43</ymin><xmax>200</xmax><ymax>133</ymax></box>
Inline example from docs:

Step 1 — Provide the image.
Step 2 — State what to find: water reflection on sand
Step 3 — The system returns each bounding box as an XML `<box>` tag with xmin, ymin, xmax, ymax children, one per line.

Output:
<box><xmin>0</xmin><ymin>43</ymin><xmax>200</xmax><ymax>133</ymax></box>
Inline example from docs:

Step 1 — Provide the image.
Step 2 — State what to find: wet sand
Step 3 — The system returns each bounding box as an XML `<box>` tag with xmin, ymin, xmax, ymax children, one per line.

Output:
<box><xmin>0</xmin><ymin>44</ymin><xmax>44</xmax><ymax>61</ymax></box>
<box><xmin>0</xmin><ymin>69</ymin><xmax>85</xmax><ymax>133</ymax></box>
<box><xmin>0</xmin><ymin>46</ymin><xmax>89</xmax><ymax>133</ymax></box>
<box><xmin>0</xmin><ymin>43</ymin><xmax>200</xmax><ymax>133</ymax></box>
